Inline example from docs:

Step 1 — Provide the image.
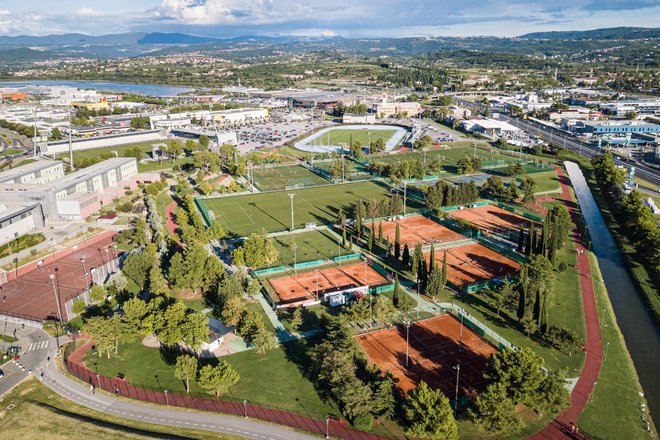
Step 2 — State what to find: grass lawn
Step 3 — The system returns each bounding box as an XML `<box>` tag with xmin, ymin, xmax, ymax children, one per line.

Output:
<box><xmin>138</xmin><ymin>157</ymin><xmax>194</xmax><ymax>173</ymax></box>
<box><xmin>12</xmin><ymin>158</ymin><xmax>37</xmax><ymax>168</ymax></box>
<box><xmin>303</xmin><ymin>128</ymin><xmax>398</xmax><ymax>148</ymax></box>
<box><xmin>577</xmin><ymin>254</ymin><xmax>656</xmax><ymax>439</ymax></box>
<box><xmin>0</xmin><ymin>147</ymin><xmax>24</xmax><ymax>156</ymax></box>
<box><xmin>269</xmin><ymin>229</ymin><xmax>343</xmax><ymax>267</ymax></box>
<box><xmin>436</xmin><ymin>242</ymin><xmax>586</xmax><ymax>373</ymax></box>
<box><xmin>202</xmin><ymin>180</ymin><xmax>421</xmax><ymax>236</ymax></box>
<box><xmin>83</xmin><ymin>339</ymin><xmax>336</xmax><ymax>420</ymax></box>
<box><xmin>0</xmin><ymin>333</ymin><xmax>17</xmax><ymax>343</ymax></box>
<box><xmin>521</xmin><ymin>170</ymin><xmax>561</xmax><ymax>194</ymax></box>
<box><xmin>0</xmin><ymin>378</ymin><xmax>240</xmax><ymax>440</ymax></box>
<box><xmin>252</xmin><ymin>164</ymin><xmax>329</xmax><ymax>191</ymax></box>
<box><xmin>155</xmin><ymin>190</ymin><xmax>174</xmax><ymax>223</ymax></box>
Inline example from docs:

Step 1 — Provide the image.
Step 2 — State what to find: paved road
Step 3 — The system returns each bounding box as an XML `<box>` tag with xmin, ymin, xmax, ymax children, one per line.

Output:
<box><xmin>0</xmin><ymin>325</ymin><xmax>50</xmax><ymax>397</ymax></box>
<box><xmin>14</xmin><ymin>335</ymin><xmax>317</xmax><ymax>440</ymax></box>
<box><xmin>499</xmin><ymin>115</ymin><xmax>660</xmax><ymax>186</ymax></box>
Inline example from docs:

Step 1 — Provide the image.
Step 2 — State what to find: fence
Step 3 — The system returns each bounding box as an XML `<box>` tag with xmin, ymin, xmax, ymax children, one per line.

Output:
<box><xmin>0</xmin><ymin>312</ymin><xmax>42</xmax><ymax>329</ymax></box>
<box><xmin>332</xmin><ymin>253</ymin><xmax>361</xmax><ymax>263</ymax></box>
<box><xmin>252</xmin><ymin>265</ymin><xmax>288</xmax><ymax>277</ymax></box>
<box><xmin>64</xmin><ymin>341</ymin><xmax>388</xmax><ymax>440</ymax></box>
<box><xmin>194</xmin><ymin>196</ymin><xmax>214</xmax><ymax>227</ymax></box>
<box><xmin>495</xmin><ymin>202</ymin><xmax>544</xmax><ymax>223</ymax></box>
<box><xmin>440</xmin><ymin>303</ymin><xmax>516</xmax><ymax>351</ymax></box>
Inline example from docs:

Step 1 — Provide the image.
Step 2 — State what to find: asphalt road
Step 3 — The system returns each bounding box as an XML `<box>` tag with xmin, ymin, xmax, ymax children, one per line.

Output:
<box><xmin>0</xmin><ymin>326</ymin><xmax>50</xmax><ymax>397</ymax></box>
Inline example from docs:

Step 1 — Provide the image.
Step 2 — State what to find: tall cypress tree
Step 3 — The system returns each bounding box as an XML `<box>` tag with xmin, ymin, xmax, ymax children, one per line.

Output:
<box><xmin>393</xmin><ymin>274</ymin><xmax>400</xmax><ymax>307</ymax></box>
<box><xmin>441</xmin><ymin>250</ymin><xmax>447</xmax><ymax>288</ymax></box>
<box><xmin>429</xmin><ymin>244</ymin><xmax>436</xmax><ymax>271</ymax></box>
<box><xmin>402</xmin><ymin>243</ymin><xmax>410</xmax><ymax>266</ymax></box>
<box><xmin>368</xmin><ymin>227</ymin><xmax>374</xmax><ymax>251</ymax></box>
<box><xmin>394</xmin><ymin>223</ymin><xmax>401</xmax><ymax>260</ymax></box>
<box><xmin>517</xmin><ymin>228</ymin><xmax>525</xmax><ymax>253</ymax></box>
<box><xmin>517</xmin><ymin>265</ymin><xmax>527</xmax><ymax>321</ymax></box>
<box><xmin>342</xmin><ymin>227</ymin><xmax>347</xmax><ymax>248</ymax></box>
<box><xmin>527</xmin><ymin>223</ymin><xmax>536</xmax><ymax>256</ymax></box>
<box><xmin>378</xmin><ymin>221</ymin><xmax>383</xmax><ymax>244</ymax></box>
<box><xmin>411</xmin><ymin>245</ymin><xmax>419</xmax><ymax>277</ymax></box>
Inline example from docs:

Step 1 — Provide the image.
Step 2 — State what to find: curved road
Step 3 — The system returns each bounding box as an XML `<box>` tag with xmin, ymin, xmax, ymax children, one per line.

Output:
<box><xmin>4</xmin><ymin>332</ymin><xmax>318</xmax><ymax>440</ymax></box>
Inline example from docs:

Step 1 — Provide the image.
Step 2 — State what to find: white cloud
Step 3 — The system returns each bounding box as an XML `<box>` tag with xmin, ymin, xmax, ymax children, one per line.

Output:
<box><xmin>77</xmin><ymin>7</ymin><xmax>103</xmax><ymax>17</ymax></box>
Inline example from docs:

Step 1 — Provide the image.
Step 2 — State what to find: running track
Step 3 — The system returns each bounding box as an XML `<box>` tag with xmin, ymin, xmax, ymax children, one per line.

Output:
<box><xmin>527</xmin><ymin>166</ymin><xmax>603</xmax><ymax>439</ymax></box>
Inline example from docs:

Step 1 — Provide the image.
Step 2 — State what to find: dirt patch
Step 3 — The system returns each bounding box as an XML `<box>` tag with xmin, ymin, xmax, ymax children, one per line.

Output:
<box><xmin>175</xmin><ymin>288</ymin><xmax>202</xmax><ymax>301</ymax></box>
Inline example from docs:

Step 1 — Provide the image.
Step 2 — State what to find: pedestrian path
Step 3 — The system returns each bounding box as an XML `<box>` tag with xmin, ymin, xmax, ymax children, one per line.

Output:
<box><xmin>528</xmin><ymin>164</ymin><xmax>603</xmax><ymax>439</ymax></box>
<box><xmin>254</xmin><ymin>294</ymin><xmax>296</xmax><ymax>342</ymax></box>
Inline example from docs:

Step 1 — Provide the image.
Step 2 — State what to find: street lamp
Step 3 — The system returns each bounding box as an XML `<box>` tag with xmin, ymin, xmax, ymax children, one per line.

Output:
<box><xmin>458</xmin><ymin>312</ymin><xmax>464</xmax><ymax>352</ymax></box>
<box><xmin>325</xmin><ymin>417</ymin><xmax>330</xmax><ymax>438</ymax></box>
<box><xmin>243</xmin><ymin>399</ymin><xmax>248</xmax><ymax>418</ymax></box>
<box><xmin>164</xmin><ymin>389</ymin><xmax>169</xmax><ymax>407</ymax></box>
<box><xmin>49</xmin><ymin>238</ymin><xmax>56</xmax><ymax>264</ymax></box>
<box><xmin>603</xmin><ymin>342</ymin><xmax>610</xmax><ymax>362</ymax></box>
<box><xmin>96</xmin><ymin>373</ymin><xmax>101</xmax><ymax>390</ymax></box>
<box><xmin>453</xmin><ymin>364</ymin><xmax>461</xmax><ymax>417</ymax></box>
<box><xmin>288</xmin><ymin>193</ymin><xmax>295</xmax><ymax>231</ymax></box>
<box><xmin>403</xmin><ymin>320</ymin><xmax>411</xmax><ymax>367</ymax></box>
<box><xmin>49</xmin><ymin>273</ymin><xmax>63</xmax><ymax>347</ymax></box>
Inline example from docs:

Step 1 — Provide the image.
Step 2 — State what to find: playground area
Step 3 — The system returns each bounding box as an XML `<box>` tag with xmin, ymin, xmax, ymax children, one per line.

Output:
<box><xmin>356</xmin><ymin>315</ymin><xmax>497</xmax><ymax>394</ymax></box>
<box><xmin>448</xmin><ymin>204</ymin><xmax>538</xmax><ymax>235</ymax></box>
<box><xmin>374</xmin><ymin>216</ymin><xmax>466</xmax><ymax>248</ymax></box>
<box><xmin>0</xmin><ymin>232</ymin><xmax>121</xmax><ymax>322</ymax></box>
<box><xmin>265</xmin><ymin>261</ymin><xmax>389</xmax><ymax>307</ymax></box>
<box><xmin>252</xmin><ymin>164</ymin><xmax>329</xmax><ymax>191</ymax></box>
<box><xmin>425</xmin><ymin>242</ymin><xmax>520</xmax><ymax>289</ymax></box>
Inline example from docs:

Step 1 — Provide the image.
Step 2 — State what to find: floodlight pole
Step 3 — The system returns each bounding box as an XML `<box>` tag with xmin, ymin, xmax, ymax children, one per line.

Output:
<box><xmin>315</xmin><ymin>269</ymin><xmax>319</xmax><ymax>300</ymax></box>
<box><xmin>459</xmin><ymin>312</ymin><xmax>464</xmax><ymax>352</ymax></box>
<box><xmin>288</xmin><ymin>193</ymin><xmax>295</xmax><ymax>231</ymax></box>
<box><xmin>453</xmin><ymin>364</ymin><xmax>461</xmax><ymax>417</ymax></box>
<box><xmin>49</xmin><ymin>273</ymin><xmax>63</xmax><ymax>348</ymax></box>
<box><xmin>403</xmin><ymin>181</ymin><xmax>407</xmax><ymax>215</ymax></box>
<box><xmin>404</xmin><ymin>320</ymin><xmax>411</xmax><ymax>367</ymax></box>
<box><xmin>81</xmin><ymin>255</ymin><xmax>89</xmax><ymax>304</ymax></box>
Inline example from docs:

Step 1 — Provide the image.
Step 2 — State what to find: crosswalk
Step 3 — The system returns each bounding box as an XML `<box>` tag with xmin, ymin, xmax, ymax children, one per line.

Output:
<box><xmin>26</xmin><ymin>340</ymin><xmax>49</xmax><ymax>352</ymax></box>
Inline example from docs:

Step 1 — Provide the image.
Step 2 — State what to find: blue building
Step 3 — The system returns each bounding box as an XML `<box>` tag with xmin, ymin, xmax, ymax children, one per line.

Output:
<box><xmin>575</xmin><ymin>121</ymin><xmax>660</xmax><ymax>134</ymax></box>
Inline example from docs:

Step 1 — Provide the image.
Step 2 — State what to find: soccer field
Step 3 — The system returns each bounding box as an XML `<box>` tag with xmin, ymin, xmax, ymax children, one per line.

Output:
<box><xmin>372</xmin><ymin>145</ymin><xmax>523</xmax><ymax>167</ymax></box>
<box><xmin>308</xmin><ymin>128</ymin><xmax>398</xmax><ymax>147</ymax></box>
<box><xmin>201</xmin><ymin>181</ymin><xmax>419</xmax><ymax>236</ymax></box>
<box><xmin>252</xmin><ymin>165</ymin><xmax>329</xmax><ymax>191</ymax></box>
<box><xmin>268</xmin><ymin>229</ymin><xmax>343</xmax><ymax>268</ymax></box>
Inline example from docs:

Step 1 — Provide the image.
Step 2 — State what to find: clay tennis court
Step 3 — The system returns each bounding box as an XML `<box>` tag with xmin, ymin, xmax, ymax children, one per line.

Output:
<box><xmin>448</xmin><ymin>204</ymin><xmax>537</xmax><ymax>234</ymax></box>
<box><xmin>267</xmin><ymin>262</ymin><xmax>389</xmax><ymax>306</ymax></box>
<box><xmin>425</xmin><ymin>242</ymin><xmax>520</xmax><ymax>288</ymax></box>
<box><xmin>377</xmin><ymin>216</ymin><xmax>465</xmax><ymax>248</ymax></box>
<box><xmin>0</xmin><ymin>232</ymin><xmax>122</xmax><ymax>322</ymax></box>
<box><xmin>357</xmin><ymin>315</ymin><xmax>496</xmax><ymax>394</ymax></box>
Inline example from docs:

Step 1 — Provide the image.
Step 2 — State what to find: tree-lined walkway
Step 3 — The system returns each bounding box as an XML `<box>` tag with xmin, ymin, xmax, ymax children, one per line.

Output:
<box><xmin>528</xmin><ymin>165</ymin><xmax>603</xmax><ymax>439</ymax></box>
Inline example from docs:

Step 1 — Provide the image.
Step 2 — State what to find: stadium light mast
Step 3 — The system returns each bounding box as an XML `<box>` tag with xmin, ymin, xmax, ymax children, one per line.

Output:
<box><xmin>453</xmin><ymin>364</ymin><xmax>461</xmax><ymax>417</ymax></box>
<box><xmin>288</xmin><ymin>193</ymin><xmax>295</xmax><ymax>232</ymax></box>
<box><xmin>403</xmin><ymin>181</ymin><xmax>408</xmax><ymax>215</ymax></box>
<box><xmin>68</xmin><ymin>107</ymin><xmax>75</xmax><ymax>171</ymax></box>
<box><xmin>403</xmin><ymin>320</ymin><xmax>411</xmax><ymax>367</ymax></box>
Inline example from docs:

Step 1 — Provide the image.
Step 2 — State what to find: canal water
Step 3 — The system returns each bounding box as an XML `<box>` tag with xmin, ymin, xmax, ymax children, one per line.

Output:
<box><xmin>565</xmin><ymin>161</ymin><xmax>659</xmax><ymax>426</ymax></box>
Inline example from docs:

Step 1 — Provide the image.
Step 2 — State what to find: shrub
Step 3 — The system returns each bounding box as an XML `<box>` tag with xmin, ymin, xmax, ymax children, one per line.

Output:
<box><xmin>352</xmin><ymin>413</ymin><xmax>374</xmax><ymax>431</ymax></box>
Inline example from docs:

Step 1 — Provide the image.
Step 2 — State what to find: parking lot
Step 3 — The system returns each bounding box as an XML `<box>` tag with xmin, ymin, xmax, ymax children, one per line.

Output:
<box><xmin>235</xmin><ymin>115</ymin><xmax>331</xmax><ymax>154</ymax></box>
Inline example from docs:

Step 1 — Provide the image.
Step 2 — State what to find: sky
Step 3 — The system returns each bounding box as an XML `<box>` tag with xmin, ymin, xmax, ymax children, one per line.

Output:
<box><xmin>0</xmin><ymin>0</ymin><xmax>658</xmax><ymax>37</ymax></box>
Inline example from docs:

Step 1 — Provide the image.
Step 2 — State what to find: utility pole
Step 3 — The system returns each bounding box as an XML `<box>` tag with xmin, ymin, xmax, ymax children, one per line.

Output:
<box><xmin>453</xmin><ymin>364</ymin><xmax>461</xmax><ymax>417</ymax></box>
<box><xmin>288</xmin><ymin>193</ymin><xmax>295</xmax><ymax>231</ymax></box>
<box><xmin>404</xmin><ymin>320</ymin><xmax>411</xmax><ymax>367</ymax></box>
<box><xmin>68</xmin><ymin>108</ymin><xmax>75</xmax><ymax>171</ymax></box>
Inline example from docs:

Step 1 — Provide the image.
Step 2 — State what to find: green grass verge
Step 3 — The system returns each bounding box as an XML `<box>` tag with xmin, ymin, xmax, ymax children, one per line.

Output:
<box><xmin>0</xmin><ymin>232</ymin><xmax>45</xmax><ymax>259</ymax></box>
<box><xmin>0</xmin><ymin>378</ymin><xmax>240</xmax><ymax>439</ymax></box>
<box><xmin>202</xmin><ymin>180</ymin><xmax>421</xmax><ymax>236</ymax></box>
<box><xmin>577</xmin><ymin>253</ymin><xmax>656</xmax><ymax>439</ymax></box>
<box><xmin>13</xmin><ymin>158</ymin><xmax>37</xmax><ymax>167</ymax></box>
<box><xmin>0</xmin><ymin>148</ymin><xmax>24</xmax><ymax>156</ymax></box>
<box><xmin>83</xmin><ymin>339</ymin><xmax>336</xmax><ymax>420</ymax></box>
<box><xmin>252</xmin><ymin>164</ymin><xmax>329</xmax><ymax>191</ymax></box>
<box><xmin>268</xmin><ymin>229</ymin><xmax>343</xmax><ymax>268</ymax></box>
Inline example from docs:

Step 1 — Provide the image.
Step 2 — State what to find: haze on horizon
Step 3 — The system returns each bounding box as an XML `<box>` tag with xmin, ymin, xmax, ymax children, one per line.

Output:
<box><xmin>0</xmin><ymin>0</ymin><xmax>658</xmax><ymax>38</ymax></box>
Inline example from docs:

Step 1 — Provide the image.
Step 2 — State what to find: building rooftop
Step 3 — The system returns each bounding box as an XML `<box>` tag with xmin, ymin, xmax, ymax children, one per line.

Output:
<box><xmin>0</xmin><ymin>160</ymin><xmax>62</xmax><ymax>184</ymax></box>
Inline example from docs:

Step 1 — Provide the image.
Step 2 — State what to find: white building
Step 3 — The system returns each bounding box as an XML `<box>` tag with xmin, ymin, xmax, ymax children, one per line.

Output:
<box><xmin>0</xmin><ymin>203</ymin><xmax>45</xmax><ymax>245</ymax></box>
<box><xmin>462</xmin><ymin>118</ymin><xmax>520</xmax><ymax>138</ymax></box>
<box><xmin>343</xmin><ymin>113</ymin><xmax>376</xmax><ymax>124</ymax></box>
<box><xmin>41</xmin><ymin>131</ymin><xmax>167</xmax><ymax>155</ymax></box>
<box><xmin>213</xmin><ymin>108</ymin><xmax>269</xmax><ymax>125</ymax></box>
<box><xmin>0</xmin><ymin>157</ymin><xmax>138</xmax><ymax>222</ymax></box>
<box><xmin>0</xmin><ymin>160</ymin><xmax>65</xmax><ymax>185</ymax></box>
<box><xmin>374</xmin><ymin>101</ymin><xmax>422</xmax><ymax>118</ymax></box>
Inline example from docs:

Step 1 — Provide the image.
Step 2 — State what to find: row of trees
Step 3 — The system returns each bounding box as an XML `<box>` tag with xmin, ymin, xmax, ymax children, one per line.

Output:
<box><xmin>369</xmin><ymin>157</ymin><xmax>443</xmax><ymax>180</ymax></box>
<box><xmin>423</xmin><ymin>180</ymin><xmax>480</xmax><ymax>211</ymax></box>
<box><xmin>456</xmin><ymin>155</ymin><xmax>483</xmax><ymax>174</ymax></box>
<box><xmin>175</xmin><ymin>354</ymin><xmax>240</xmax><ymax>396</ymax></box>
<box><xmin>481</xmin><ymin>175</ymin><xmax>537</xmax><ymax>205</ymax></box>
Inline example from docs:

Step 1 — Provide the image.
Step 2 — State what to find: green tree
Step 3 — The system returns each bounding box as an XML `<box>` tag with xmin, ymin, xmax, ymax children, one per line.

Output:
<box><xmin>199</xmin><ymin>135</ymin><xmax>210</xmax><ymax>150</ymax></box>
<box><xmin>373</xmin><ymin>295</ymin><xmax>396</xmax><ymax>323</ymax></box>
<box><xmin>153</xmin><ymin>301</ymin><xmax>188</xmax><ymax>346</ymax></box>
<box><xmin>72</xmin><ymin>300</ymin><xmax>86</xmax><ymax>315</ymax></box>
<box><xmin>90</xmin><ymin>284</ymin><xmax>106</xmax><ymax>303</ymax></box>
<box><xmin>148</xmin><ymin>266</ymin><xmax>170</xmax><ymax>296</ymax></box>
<box><xmin>198</xmin><ymin>362</ymin><xmax>240</xmax><ymax>396</ymax></box>
<box><xmin>232</xmin><ymin>231</ymin><xmax>279</xmax><ymax>268</ymax></box>
<box><xmin>290</xmin><ymin>308</ymin><xmax>303</xmax><ymax>332</ymax></box>
<box><xmin>221</xmin><ymin>296</ymin><xmax>246</xmax><ymax>328</ymax></box>
<box><xmin>469</xmin><ymin>382</ymin><xmax>523</xmax><ymax>434</ymax></box>
<box><xmin>49</xmin><ymin>127</ymin><xmax>63</xmax><ymax>140</ymax></box>
<box><xmin>404</xmin><ymin>381</ymin><xmax>458</xmax><ymax>440</ymax></box>
<box><xmin>251</xmin><ymin>324</ymin><xmax>278</xmax><ymax>354</ymax></box>
<box><xmin>122</xmin><ymin>252</ymin><xmax>155</xmax><ymax>290</ymax></box>
<box><xmin>426</xmin><ymin>267</ymin><xmax>444</xmax><ymax>300</ymax></box>
<box><xmin>531</xmin><ymin>369</ymin><xmax>570</xmax><ymax>415</ymax></box>
<box><xmin>521</xmin><ymin>177</ymin><xmax>537</xmax><ymax>205</ymax></box>
<box><xmin>175</xmin><ymin>354</ymin><xmax>198</xmax><ymax>393</ymax></box>
<box><xmin>121</xmin><ymin>297</ymin><xmax>148</xmax><ymax>335</ymax></box>
<box><xmin>456</xmin><ymin>155</ymin><xmax>474</xmax><ymax>174</ymax></box>
<box><xmin>394</xmin><ymin>223</ymin><xmax>401</xmax><ymax>260</ymax></box>
<box><xmin>85</xmin><ymin>315</ymin><xmax>121</xmax><ymax>358</ymax></box>
<box><xmin>180</xmin><ymin>311</ymin><xmax>209</xmax><ymax>353</ymax></box>
<box><xmin>485</xmin><ymin>347</ymin><xmax>545</xmax><ymax>405</ymax></box>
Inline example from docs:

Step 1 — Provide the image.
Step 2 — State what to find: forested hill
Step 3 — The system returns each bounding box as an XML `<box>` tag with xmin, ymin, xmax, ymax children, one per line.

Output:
<box><xmin>520</xmin><ymin>27</ymin><xmax>660</xmax><ymax>40</ymax></box>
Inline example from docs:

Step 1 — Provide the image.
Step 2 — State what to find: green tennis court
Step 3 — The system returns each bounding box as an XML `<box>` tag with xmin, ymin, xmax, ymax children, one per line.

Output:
<box><xmin>252</xmin><ymin>165</ymin><xmax>329</xmax><ymax>191</ymax></box>
<box><xmin>201</xmin><ymin>181</ymin><xmax>420</xmax><ymax>236</ymax></box>
<box><xmin>307</xmin><ymin>128</ymin><xmax>398</xmax><ymax>147</ymax></box>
